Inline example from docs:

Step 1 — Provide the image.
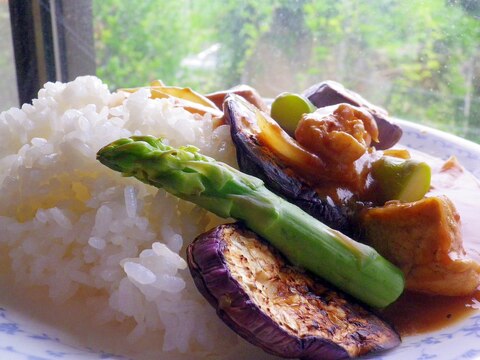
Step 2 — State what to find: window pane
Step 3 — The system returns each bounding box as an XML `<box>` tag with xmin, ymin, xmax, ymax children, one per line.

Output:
<box><xmin>92</xmin><ymin>0</ymin><xmax>480</xmax><ymax>143</ymax></box>
<box><xmin>0</xmin><ymin>2</ymin><xmax>19</xmax><ymax>110</ymax></box>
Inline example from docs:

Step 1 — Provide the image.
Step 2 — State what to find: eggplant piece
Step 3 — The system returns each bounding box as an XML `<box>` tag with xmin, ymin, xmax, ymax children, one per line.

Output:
<box><xmin>187</xmin><ymin>223</ymin><xmax>400</xmax><ymax>360</ymax></box>
<box><xmin>302</xmin><ymin>81</ymin><xmax>402</xmax><ymax>150</ymax></box>
<box><xmin>206</xmin><ymin>84</ymin><xmax>270</xmax><ymax>113</ymax></box>
<box><xmin>224</xmin><ymin>94</ymin><xmax>355</xmax><ymax>235</ymax></box>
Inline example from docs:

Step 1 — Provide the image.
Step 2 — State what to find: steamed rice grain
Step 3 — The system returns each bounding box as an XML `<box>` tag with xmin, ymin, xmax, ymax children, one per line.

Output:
<box><xmin>0</xmin><ymin>76</ymin><xmax>270</xmax><ymax>358</ymax></box>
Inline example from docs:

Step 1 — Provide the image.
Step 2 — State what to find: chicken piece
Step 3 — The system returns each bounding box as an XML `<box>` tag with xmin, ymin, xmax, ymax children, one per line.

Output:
<box><xmin>295</xmin><ymin>103</ymin><xmax>379</xmax><ymax>164</ymax></box>
<box><xmin>360</xmin><ymin>196</ymin><xmax>480</xmax><ymax>296</ymax></box>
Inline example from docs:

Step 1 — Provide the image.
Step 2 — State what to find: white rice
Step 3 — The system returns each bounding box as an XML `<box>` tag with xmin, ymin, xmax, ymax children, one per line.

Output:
<box><xmin>0</xmin><ymin>76</ymin><xmax>273</xmax><ymax>359</ymax></box>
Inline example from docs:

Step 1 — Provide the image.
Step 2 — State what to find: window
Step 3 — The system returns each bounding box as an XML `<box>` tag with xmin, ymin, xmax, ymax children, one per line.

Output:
<box><xmin>8</xmin><ymin>0</ymin><xmax>94</xmax><ymax>105</ymax></box>
<box><xmin>92</xmin><ymin>0</ymin><xmax>480</xmax><ymax>143</ymax></box>
<box><xmin>5</xmin><ymin>0</ymin><xmax>480</xmax><ymax>143</ymax></box>
<box><xmin>0</xmin><ymin>1</ymin><xmax>18</xmax><ymax>110</ymax></box>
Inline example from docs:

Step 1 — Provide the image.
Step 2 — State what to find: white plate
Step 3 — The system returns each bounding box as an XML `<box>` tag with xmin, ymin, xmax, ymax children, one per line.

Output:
<box><xmin>1</xmin><ymin>119</ymin><xmax>480</xmax><ymax>360</ymax></box>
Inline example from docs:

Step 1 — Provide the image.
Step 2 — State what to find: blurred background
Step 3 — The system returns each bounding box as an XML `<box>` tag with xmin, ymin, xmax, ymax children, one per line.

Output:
<box><xmin>2</xmin><ymin>0</ymin><xmax>479</xmax><ymax>143</ymax></box>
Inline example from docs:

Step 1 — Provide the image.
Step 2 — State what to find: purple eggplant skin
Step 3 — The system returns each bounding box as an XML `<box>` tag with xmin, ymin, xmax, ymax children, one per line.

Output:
<box><xmin>303</xmin><ymin>81</ymin><xmax>402</xmax><ymax>150</ymax></box>
<box><xmin>187</xmin><ymin>223</ymin><xmax>401</xmax><ymax>360</ymax></box>
<box><xmin>223</xmin><ymin>95</ymin><xmax>357</xmax><ymax>236</ymax></box>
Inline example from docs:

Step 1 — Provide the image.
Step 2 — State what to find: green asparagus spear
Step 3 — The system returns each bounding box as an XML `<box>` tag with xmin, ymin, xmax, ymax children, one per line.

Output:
<box><xmin>97</xmin><ymin>135</ymin><xmax>404</xmax><ymax>308</ymax></box>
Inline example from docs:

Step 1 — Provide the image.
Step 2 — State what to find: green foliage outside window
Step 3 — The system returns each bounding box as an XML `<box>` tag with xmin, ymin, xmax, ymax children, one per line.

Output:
<box><xmin>93</xmin><ymin>0</ymin><xmax>480</xmax><ymax>143</ymax></box>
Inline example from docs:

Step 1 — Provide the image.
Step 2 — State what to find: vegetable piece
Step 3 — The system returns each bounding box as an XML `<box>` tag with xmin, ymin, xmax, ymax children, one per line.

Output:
<box><xmin>188</xmin><ymin>223</ymin><xmax>401</xmax><ymax>360</ymax></box>
<box><xmin>121</xmin><ymin>84</ymin><xmax>223</xmax><ymax>118</ymax></box>
<box><xmin>206</xmin><ymin>84</ymin><xmax>270</xmax><ymax>113</ymax></box>
<box><xmin>97</xmin><ymin>136</ymin><xmax>405</xmax><ymax>308</ymax></box>
<box><xmin>224</xmin><ymin>94</ymin><xmax>354</xmax><ymax>234</ymax></box>
<box><xmin>270</xmin><ymin>92</ymin><xmax>316</xmax><ymax>136</ymax></box>
<box><xmin>303</xmin><ymin>81</ymin><xmax>402</xmax><ymax>150</ymax></box>
<box><xmin>151</xmin><ymin>86</ymin><xmax>218</xmax><ymax>109</ymax></box>
<box><xmin>371</xmin><ymin>156</ymin><xmax>431</xmax><ymax>203</ymax></box>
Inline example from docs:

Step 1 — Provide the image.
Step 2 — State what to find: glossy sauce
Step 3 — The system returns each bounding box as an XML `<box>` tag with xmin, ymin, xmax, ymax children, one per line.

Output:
<box><xmin>382</xmin><ymin>290</ymin><xmax>480</xmax><ymax>336</ymax></box>
<box><xmin>382</xmin><ymin>151</ymin><xmax>480</xmax><ymax>335</ymax></box>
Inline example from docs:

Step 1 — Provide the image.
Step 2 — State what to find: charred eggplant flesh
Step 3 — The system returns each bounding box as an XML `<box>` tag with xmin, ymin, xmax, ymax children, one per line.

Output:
<box><xmin>187</xmin><ymin>223</ymin><xmax>401</xmax><ymax>360</ymax></box>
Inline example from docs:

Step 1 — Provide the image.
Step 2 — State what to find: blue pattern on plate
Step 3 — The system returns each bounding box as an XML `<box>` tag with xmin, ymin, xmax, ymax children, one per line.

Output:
<box><xmin>1</xmin><ymin>120</ymin><xmax>479</xmax><ymax>360</ymax></box>
<box><xmin>0</xmin><ymin>307</ymin><xmax>127</xmax><ymax>359</ymax></box>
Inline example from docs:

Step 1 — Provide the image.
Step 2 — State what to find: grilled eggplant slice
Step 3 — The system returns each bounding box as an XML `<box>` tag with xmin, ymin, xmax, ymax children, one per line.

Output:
<box><xmin>187</xmin><ymin>223</ymin><xmax>400</xmax><ymax>360</ymax></box>
<box><xmin>224</xmin><ymin>94</ymin><xmax>355</xmax><ymax>235</ymax></box>
<box><xmin>303</xmin><ymin>81</ymin><xmax>402</xmax><ymax>150</ymax></box>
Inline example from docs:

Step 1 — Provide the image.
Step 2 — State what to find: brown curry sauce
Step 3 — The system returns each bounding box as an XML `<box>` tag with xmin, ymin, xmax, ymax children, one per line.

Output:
<box><xmin>380</xmin><ymin>154</ymin><xmax>480</xmax><ymax>336</ymax></box>
<box><xmin>382</xmin><ymin>290</ymin><xmax>480</xmax><ymax>336</ymax></box>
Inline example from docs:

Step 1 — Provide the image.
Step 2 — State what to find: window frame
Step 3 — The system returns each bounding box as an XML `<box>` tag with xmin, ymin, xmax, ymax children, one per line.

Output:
<box><xmin>8</xmin><ymin>0</ymin><xmax>95</xmax><ymax>106</ymax></box>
